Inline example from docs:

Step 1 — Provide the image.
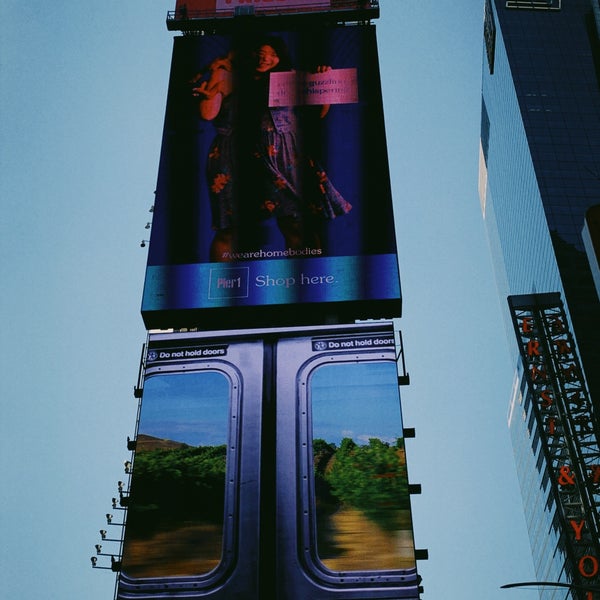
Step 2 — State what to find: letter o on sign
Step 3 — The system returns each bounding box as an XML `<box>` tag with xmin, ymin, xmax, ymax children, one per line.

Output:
<box><xmin>578</xmin><ymin>555</ymin><xmax>599</xmax><ymax>578</ymax></box>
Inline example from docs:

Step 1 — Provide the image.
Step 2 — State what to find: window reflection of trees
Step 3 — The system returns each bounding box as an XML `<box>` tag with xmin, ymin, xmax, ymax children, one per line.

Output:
<box><xmin>122</xmin><ymin>371</ymin><xmax>230</xmax><ymax>578</ymax></box>
<box><xmin>310</xmin><ymin>362</ymin><xmax>416</xmax><ymax>571</ymax></box>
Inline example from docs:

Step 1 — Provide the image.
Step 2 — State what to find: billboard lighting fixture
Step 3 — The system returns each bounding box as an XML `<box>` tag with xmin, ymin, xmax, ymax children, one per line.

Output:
<box><xmin>112</xmin><ymin>497</ymin><xmax>128</xmax><ymax>510</ymax></box>
<box><xmin>124</xmin><ymin>460</ymin><xmax>132</xmax><ymax>473</ymax></box>
<box><xmin>145</xmin><ymin>222</ymin><xmax>151</xmax><ymax>229</ymax></box>
<box><xmin>140</xmin><ymin>240</ymin><xmax>149</xmax><ymax>248</ymax></box>
<box><xmin>98</xmin><ymin>530</ymin><xmax>120</xmax><ymax>543</ymax></box>
<box><xmin>90</xmin><ymin>556</ymin><xmax>121</xmax><ymax>571</ymax></box>
<box><xmin>105</xmin><ymin>513</ymin><xmax>125</xmax><ymax>526</ymax></box>
<box><xmin>94</xmin><ymin>544</ymin><xmax>122</xmax><ymax>560</ymax></box>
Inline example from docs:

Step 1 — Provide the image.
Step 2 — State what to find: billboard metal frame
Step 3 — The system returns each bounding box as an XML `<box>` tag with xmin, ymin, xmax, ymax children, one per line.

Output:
<box><xmin>167</xmin><ymin>1</ymin><xmax>380</xmax><ymax>33</ymax></box>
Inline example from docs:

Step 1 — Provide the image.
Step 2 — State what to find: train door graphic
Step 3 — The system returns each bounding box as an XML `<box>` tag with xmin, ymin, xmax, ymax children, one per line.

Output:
<box><xmin>117</xmin><ymin>323</ymin><xmax>420</xmax><ymax>599</ymax></box>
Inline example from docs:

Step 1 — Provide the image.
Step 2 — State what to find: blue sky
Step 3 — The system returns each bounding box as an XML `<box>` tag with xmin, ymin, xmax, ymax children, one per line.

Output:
<box><xmin>1</xmin><ymin>1</ymin><xmax>539</xmax><ymax>599</ymax></box>
<box><xmin>311</xmin><ymin>361</ymin><xmax>404</xmax><ymax>445</ymax></box>
<box><xmin>141</xmin><ymin>363</ymin><xmax>402</xmax><ymax>447</ymax></box>
<box><xmin>139</xmin><ymin>372</ymin><xmax>231</xmax><ymax>446</ymax></box>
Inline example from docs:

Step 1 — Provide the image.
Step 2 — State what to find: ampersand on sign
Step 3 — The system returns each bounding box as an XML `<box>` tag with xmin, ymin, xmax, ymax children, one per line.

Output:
<box><xmin>557</xmin><ymin>465</ymin><xmax>576</xmax><ymax>486</ymax></box>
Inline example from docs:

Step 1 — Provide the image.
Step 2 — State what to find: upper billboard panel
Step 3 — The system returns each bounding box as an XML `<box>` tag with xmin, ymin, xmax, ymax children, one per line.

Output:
<box><xmin>142</xmin><ymin>26</ymin><xmax>400</xmax><ymax>330</ymax></box>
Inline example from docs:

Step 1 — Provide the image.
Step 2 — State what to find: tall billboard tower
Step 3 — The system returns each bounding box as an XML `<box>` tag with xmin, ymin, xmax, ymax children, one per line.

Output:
<box><xmin>92</xmin><ymin>2</ymin><xmax>425</xmax><ymax>598</ymax></box>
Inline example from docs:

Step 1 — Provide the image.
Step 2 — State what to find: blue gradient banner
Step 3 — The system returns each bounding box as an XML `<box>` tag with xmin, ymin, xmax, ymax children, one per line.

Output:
<box><xmin>142</xmin><ymin>253</ymin><xmax>400</xmax><ymax>311</ymax></box>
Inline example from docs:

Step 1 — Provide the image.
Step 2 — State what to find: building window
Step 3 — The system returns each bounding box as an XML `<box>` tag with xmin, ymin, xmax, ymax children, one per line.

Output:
<box><xmin>506</xmin><ymin>0</ymin><xmax>561</xmax><ymax>10</ymax></box>
<box><xmin>484</xmin><ymin>0</ymin><xmax>496</xmax><ymax>74</ymax></box>
<box><xmin>481</xmin><ymin>99</ymin><xmax>491</xmax><ymax>163</ymax></box>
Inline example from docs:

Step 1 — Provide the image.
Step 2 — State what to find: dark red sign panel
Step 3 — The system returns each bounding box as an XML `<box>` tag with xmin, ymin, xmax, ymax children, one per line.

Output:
<box><xmin>174</xmin><ymin>0</ymin><xmax>331</xmax><ymax>18</ymax></box>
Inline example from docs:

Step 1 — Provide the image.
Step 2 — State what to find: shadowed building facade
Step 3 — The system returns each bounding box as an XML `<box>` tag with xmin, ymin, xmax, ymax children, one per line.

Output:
<box><xmin>479</xmin><ymin>1</ymin><xmax>600</xmax><ymax>598</ymax></box>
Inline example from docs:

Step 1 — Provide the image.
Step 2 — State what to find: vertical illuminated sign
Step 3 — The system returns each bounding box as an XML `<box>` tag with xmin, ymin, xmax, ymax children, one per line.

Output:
<box><xmin>141</xmin><ymin>25</ymin><xmax>401</xmax><ymax>329</ymax></box>
<box><xmin>508</xmin><ymin>293</ymin><xmax>600</xmax><ymax>588</ymax></box>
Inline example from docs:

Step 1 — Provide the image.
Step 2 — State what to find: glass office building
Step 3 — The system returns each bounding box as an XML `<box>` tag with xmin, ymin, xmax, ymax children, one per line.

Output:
<box><xmin>479</xmin><ymin>1</ymin><xmax>600</xmax><ymax>598</ymax></box>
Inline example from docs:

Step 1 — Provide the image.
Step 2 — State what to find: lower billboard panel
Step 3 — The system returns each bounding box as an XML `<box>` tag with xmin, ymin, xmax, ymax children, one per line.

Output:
<box><xmin>117</xmin><ymin>323</ymin><xmax>420</xmax><ymax>599</ymax></box>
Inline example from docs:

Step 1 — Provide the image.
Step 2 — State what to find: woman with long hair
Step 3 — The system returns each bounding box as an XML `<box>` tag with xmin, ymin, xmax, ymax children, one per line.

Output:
<box><xmin>194</xmin><ymin>35</ymin><xmax>351</xmax><ymax>260</ymax></box>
